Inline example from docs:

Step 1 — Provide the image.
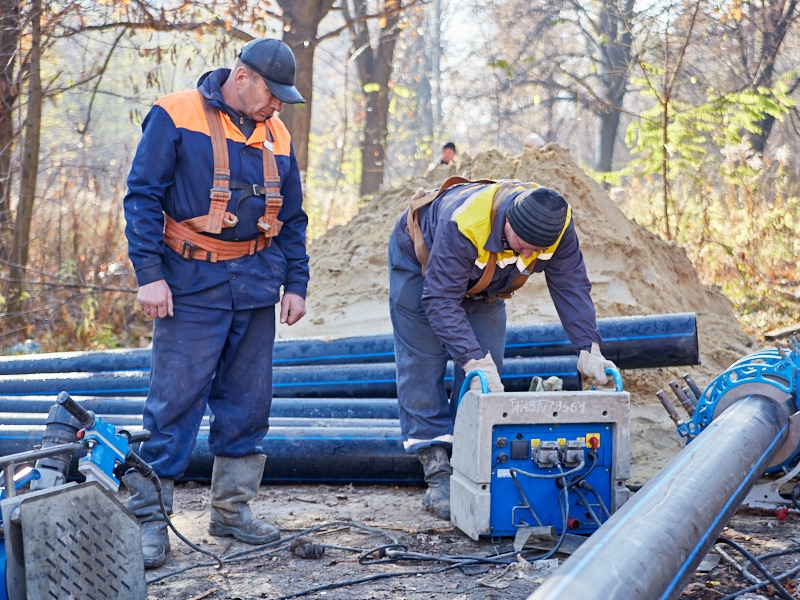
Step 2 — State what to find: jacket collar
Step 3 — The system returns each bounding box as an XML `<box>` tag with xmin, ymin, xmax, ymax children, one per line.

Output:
<box><xmin>483</xmin><ymin>193</ymin><xmax>516</xmax><ymax>253</ymax></box>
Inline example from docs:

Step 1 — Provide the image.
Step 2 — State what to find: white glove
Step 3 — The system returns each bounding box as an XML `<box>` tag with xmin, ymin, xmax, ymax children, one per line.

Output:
<box><xmin>530</xmin><ymin>376</ymin><xmax>564</xmax><ymax>392</ymax></box>
<box><xmin>463</xmin><ymin>351</ymin><xmax>505</xmax><ymax>393</ymax></box>
<box><xmin>577</xmin><ymin>342</ymin><xmax>616</xmax><ymax>386</ymax></box>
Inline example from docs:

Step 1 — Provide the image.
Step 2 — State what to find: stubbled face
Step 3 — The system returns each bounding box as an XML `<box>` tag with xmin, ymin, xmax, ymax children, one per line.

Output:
<box><xmin>441</xmin><ymin>148</ymin><xmax>456</xmax><ymax>163</ymax></box>
<box><xmin>238</xmin><ymin>67</ymin><xmax>283</xmax><ymax>121</ymax></box>
<box><xmin>504</xmin><ymin>220</ymin><xmax>548</xmax><ymax>258</ymax></box>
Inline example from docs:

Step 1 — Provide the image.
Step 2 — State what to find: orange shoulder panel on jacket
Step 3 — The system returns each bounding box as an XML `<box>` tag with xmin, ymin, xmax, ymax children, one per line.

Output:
<box><xmin>267</xmin><ymin>116</ymin><xmax>292</xmax><ymax>157</ymax></box>
<box><xmin>155</xmin><ymin>91</ymin><xmax>247</xmax><ymax>143</ymax></box>
<box><xmin>156</xmin><ymin>91</ymin><xmax>210</xmax><ymax>135</ymax></box>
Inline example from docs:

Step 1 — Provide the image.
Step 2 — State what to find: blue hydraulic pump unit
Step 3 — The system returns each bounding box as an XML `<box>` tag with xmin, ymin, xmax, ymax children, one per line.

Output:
<box><xmin>0</xmin><ymin>391</ymin><xmax>150</xmax><ymax>600</ymax></box>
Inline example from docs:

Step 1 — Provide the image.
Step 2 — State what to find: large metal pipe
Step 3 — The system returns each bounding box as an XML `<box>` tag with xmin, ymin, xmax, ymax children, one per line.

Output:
<box><xmin>0</xmin><ymin>396</ymin><xmax>401</xmax><ymax>419</ymax></box>
<box><xmin>0</xmin><ymin>356</ymin><xmax>581</xmax><ymax>397</ymax></box>
<box><xmin>0</xmin><ymin>313</ymin><xmax>698</xmax><ymax>375</ymax></box>
<box><xmin>528</xmin><ymin>392</ymin><xmax>794</xmax><ymax>600</ymax></box>
<box><xmin>0</xmin><ymin>423</ymin><xmax>422</xmax><ymax>483</ymax></box>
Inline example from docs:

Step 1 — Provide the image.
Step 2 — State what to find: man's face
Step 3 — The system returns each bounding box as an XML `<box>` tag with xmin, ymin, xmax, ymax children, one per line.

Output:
<box><xmin>239</xmin><ymin>67</ymin><xmax>283</xmax><ymax>121</ymax></box>
<box><xmin>503</xmin><ymin>220</ymin><xmax>548</xmax><ymax>258</ymax></box>
<box><xmin>441</xmin><ymin>148</ymin><xmax>455</xmax><ymax>164</ymax></box>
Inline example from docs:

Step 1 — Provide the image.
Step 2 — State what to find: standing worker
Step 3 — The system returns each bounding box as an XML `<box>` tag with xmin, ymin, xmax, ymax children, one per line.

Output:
<box><xmin>122</xmin><ymin>37</ymin><xmax>310</xmax><ymax>568</ymax></box>
<box><xmin>388</xmin><ymin>178</ymin><xmax>616</xmax><ymax>519</ymax></box>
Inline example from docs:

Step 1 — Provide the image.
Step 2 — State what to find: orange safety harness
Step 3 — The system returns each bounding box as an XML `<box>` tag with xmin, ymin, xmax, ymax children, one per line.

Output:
<box><xmin>406</xmin><ymin>177</ymin><xmax>539</xmax><ymax>299</ymax></box>
<box><xmin>163</xmin><ymin>97</ymin><xmax>283</xmax><ymax>263</ymax></box>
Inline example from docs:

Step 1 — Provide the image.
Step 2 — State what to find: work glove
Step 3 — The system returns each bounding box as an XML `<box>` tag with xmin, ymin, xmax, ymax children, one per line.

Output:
<box><xmin>577</xmin><ymin>342</ymin><xmax>617</xmax><ymax>386</ymax></box>
<box><xmin>463</xmin><ymin>351</ymin><xmax>505</xmax><ymax>393</ymax></box>
<box><xmin>529</xmin><ymin>375</ymin><xmax>564</xmax><ymax>392</ymax></box>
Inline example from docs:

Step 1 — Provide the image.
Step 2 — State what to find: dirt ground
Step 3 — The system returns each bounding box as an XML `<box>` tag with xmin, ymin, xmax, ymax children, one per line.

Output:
<box><xmin>133</xmin><ymin>479</ymin><xmax>800</xmax><ymax>600</ymax></box>
<box><xmin>123</xmin><ymin>144</ymin><xmax>800</xmax><ymax>600</ymax></box>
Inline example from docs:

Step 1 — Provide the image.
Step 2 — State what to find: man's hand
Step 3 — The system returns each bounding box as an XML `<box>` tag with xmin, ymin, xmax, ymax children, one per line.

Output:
<box><xmin>463</xmin><ymin>351</ymin><xmax>504</xmax><ymax>393</ymax></box>
<box><xmin>280</xmin><ymin>292</ymin><xmax>306</xmax><ymax>326</ymax></box>
<box><xmin>137</xmin><ymin>280</ymin><xmax>173</xmax><ymax>319</ymax></box>
<box><xmin>577</xmin><ymin>342</ymin><xmax>617</xmax><ymax>386</ymax></box>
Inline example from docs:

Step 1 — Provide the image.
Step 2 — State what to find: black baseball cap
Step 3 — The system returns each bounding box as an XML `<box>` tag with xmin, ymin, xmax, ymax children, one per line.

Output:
<box><xmin>238</xmin><ymin>38</ymin><xmax>305</xmax><ymax>104</ymax></box>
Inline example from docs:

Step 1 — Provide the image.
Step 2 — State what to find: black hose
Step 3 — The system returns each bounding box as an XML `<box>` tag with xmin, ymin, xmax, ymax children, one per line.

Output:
<box><xmin>715</xmin><ymin>536</ymin><xmax>794</xmax><ymax>600</ymax></box>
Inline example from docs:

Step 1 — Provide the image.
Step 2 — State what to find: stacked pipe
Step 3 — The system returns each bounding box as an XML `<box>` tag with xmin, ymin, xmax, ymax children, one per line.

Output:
<box><xmin>0</xmin><ymin>313</ymin><xmax>699</xmax><ymax>483</ymax></box>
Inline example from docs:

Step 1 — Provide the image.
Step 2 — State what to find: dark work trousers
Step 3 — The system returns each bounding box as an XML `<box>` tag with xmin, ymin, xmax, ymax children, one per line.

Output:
<box><xmin>388</xmin><ymin>232</ymin><xmax>506</xmax><ymax>455</ymax></box>
<box><xmin>139</xmin><ymin>302</ymin><xmax>276</xmax><ymax>479</ymax></box>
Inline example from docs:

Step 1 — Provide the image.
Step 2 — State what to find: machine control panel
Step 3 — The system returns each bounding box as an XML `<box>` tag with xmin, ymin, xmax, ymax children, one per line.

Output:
<box><xmin>450</xmin><ymin>389</ymin><xmax>630</xmax><ymax>541</ymax></box>
<box><xmin>491</xmin><ymin>423</ymin><xmax>613</xmax><ymax>536</ymax></box>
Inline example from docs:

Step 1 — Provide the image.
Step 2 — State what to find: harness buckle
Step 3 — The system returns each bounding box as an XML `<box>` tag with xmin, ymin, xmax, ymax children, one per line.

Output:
<box><xmin>464</xmin><ymin>292</ymin><xmax>500</xmax><ymax>303</ymax></box>
<box><xmin>252</xmin><ymin>184</ymin><xmax>266</xmax><ymax>197</ymax></box>
<box><xmin>210</xmin><ymin>187</ymin><xmax>232</xmax><ymax>201</ymax></box>
<box><xmin>180</xmin><ymin>240</ymin><xmax>196</xmax><ymax>260</ymax></box>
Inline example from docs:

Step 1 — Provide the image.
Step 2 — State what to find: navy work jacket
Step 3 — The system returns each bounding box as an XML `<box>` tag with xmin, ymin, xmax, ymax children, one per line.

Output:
<box><xmin>124</xmin><ymin>69</ymin><xmax>309</xmax><ymax>310</ymax></box>
<box><xmin>392</xmin><ymin>182</ymin><xmax>600</xmax><ymax>365</ymax></box>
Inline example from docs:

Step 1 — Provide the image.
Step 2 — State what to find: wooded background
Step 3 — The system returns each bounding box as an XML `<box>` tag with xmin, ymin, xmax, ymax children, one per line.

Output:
<box><xmin>0</xmin><ymin>0</ymin><xmax>798</xmax><ymax>351</ymax></box>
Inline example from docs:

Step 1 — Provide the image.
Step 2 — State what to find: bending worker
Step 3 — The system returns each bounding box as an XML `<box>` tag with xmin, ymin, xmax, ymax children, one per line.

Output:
<box><xmin>388</xmin><ymin>178</ymin><xmax>615</xmax><ymax>519</ymax></box>
<box><xmin>122</xmin><ymin>38</ymin><xmax>309</xmax><ymax>567</ymax></box>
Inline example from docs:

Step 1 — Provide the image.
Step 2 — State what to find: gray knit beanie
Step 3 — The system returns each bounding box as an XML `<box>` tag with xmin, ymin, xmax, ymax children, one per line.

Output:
<box><xmin>506</xmin><ymin>188</ymin><xmax>569</xmax><ymax>247</ymax></box>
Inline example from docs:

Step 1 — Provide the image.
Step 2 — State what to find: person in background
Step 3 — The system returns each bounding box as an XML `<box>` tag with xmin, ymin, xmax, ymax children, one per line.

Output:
<box><xmin>122</xmin><ymin>37</ymin><xmax>309</xmax><ymax>568</ymax></box>
<box><xmin>440</xmin><ymin>141</ymin><xmax>457</xmax><ymax>164</ymax></box>
<box><xmin>388</xmin><ymin>179</ymin><xmax>615</xmax><ymax>519</ymax></box>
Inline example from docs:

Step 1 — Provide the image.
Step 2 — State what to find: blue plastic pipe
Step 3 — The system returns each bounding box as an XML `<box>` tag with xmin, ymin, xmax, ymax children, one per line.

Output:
<box><xmin>0</xmin><ymin>396</ymin><xmax>402</xmax><ymax>419</ymax></box>
<box><xmin>0</xmin><ymin>313</ymin><xmax>698</xmax><ymax>374</ymax></box>
<box><xmin>0</xmin><ymin>356</ymin><xmax>581</xmax><ymax>397</ymax></box>
<box><xmin>0</xmin><ymin>423</ymin><xmax>422</xmax><ymax>484</ymax></box>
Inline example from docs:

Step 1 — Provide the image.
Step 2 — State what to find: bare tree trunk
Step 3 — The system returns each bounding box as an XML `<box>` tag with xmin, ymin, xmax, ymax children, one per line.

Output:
<box><xmin>278</xmin><ymin>0</ymin><xmax>336</xmax><ymax>177</ymax></box>
<box><xmin>347</xmin><ymin>0</ymin><xmax>402</xmax><ymax>197</ymax></box>
<box><xmin>594</xmin><ymin>0</ymin><xmax>635</xmax><ymax>173</ymax></box>
<box><xmin>0</xmin><ymin>0</ymin><xmax>20</xmax><ymax>236</ymax></box>
<box><xmin>5</xmin><ymin>0</ymin><xmax>41</xmax><ymax>334</ymax></box>
<box><xmin>745</xmin><ymin>0</ymin><xmax>799</xmax><ymax>153</ymax></box>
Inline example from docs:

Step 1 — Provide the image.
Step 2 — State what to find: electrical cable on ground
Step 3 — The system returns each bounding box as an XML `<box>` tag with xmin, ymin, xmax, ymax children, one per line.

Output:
<box><xmin>715</xmin><ymin>536</ymin><xmax>795</xmax><ymax>600</ymax></box>
<box><xmin>147</xmin><ymin>520</ymin><xmax>398</xmax><ymax>584</ymax></box>
<box><xmin>713</xmin><ymin>541</ymin><xmax>800</xmax><ymax>600</ymax></box>
<box><xmin>738</xmin><ymin>545</ymin><xmax>800</xmax><ymax>584</ymax></box>
<box><xmin>146</xmin><ymin>517</ymin><xmax>558</xmax><ymax>597</ymax></box>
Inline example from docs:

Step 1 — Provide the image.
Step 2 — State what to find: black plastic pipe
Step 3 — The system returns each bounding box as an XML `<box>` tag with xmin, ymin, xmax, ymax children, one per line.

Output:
<box><xmin>0</xmin><ymin>396</ymin><xmax>401</xmax><ymax>420</ymax></box>
<box><xmin>0</xmin><ymin>415</ymin><xmax>401</xmax><ymax>429</ymax></box>
<box><xmin>508</xmin><ymin>312</ymin><xmax>698</xmax><ymax>368</ymax></box>
<box><xmin>0</xmin><ymin>356</ymin><xmax>581</xmax><ymax>397</ymax></box>
<box><xmin>0</xmin><ymin>423</ymin><xmax>423</xmax><ymax>484</ymax></box>
<box><xmin>0</xmin><ymin>347</ymin><xmax>152</xmax><ymax>375</ymax></box>
<box><xmin>0</xmin><ymin>313</ymin><xmax>698</xmax><ymax>375</ymax></box>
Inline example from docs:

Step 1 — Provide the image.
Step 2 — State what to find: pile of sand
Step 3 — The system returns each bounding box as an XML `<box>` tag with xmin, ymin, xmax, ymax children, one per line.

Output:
<box><xmin>280</xmin><ymin>144</ymin><xmax>760</xmax><ymax>483</ymax></box>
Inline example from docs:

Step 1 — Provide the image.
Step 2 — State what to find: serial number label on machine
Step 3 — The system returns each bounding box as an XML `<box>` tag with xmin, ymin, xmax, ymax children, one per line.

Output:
<box><xmin>509</xmin><ymin>398</ymin><xmax>587</xmax><ymax>415</ymax></box>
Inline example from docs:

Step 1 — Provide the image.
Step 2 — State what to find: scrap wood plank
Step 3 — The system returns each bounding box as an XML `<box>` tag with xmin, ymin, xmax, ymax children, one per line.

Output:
<box><xmin>764</xmin><ymin>323</ymin><xmax>800</xmax><ymax>340</ymax></box>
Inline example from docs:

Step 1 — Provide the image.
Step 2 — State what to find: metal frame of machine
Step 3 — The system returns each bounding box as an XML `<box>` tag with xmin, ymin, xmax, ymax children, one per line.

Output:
<box><xmin>657</xmin><ymin>339</ymin><xmax>800</xmax><ymax>511</ymax></box>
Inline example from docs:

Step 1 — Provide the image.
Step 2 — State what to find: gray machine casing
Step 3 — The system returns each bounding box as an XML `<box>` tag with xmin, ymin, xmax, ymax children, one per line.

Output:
<box><xmin>2</xmin><ymin>481</ymin><xmax>146</xmax><ymax>599</ymax></box>
<box><xmin>450</xmin><ymin>389</ymin><xmax>631</xmax><ymax>540</ymax></box>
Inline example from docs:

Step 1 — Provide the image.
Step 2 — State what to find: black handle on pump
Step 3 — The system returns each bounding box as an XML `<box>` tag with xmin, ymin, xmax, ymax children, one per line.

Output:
<box><xmin>55</xmin><ymin>391</ymin><xmax>95</xmax><ymax>427</ymax></box>
<box><xmin>120</xmin><ymin>429</ymin><xmax>151</xmax><ymax>445</ymax></box>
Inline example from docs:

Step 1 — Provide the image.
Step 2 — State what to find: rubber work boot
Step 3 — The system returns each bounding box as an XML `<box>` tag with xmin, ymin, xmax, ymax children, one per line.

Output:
<box><xmin>208</xmin><ymin>454</ymin><xmax>281</xmax><ymax>544</ymax></box>
<box><xmin>123</xmin><ymin>472</ymin><xmax>174</xmax><ymax>569</ymax></box>
<box><xmin>418</xmin><ymin>446</ymin><xmax>453</xmax><ymax>519</ymax></box>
